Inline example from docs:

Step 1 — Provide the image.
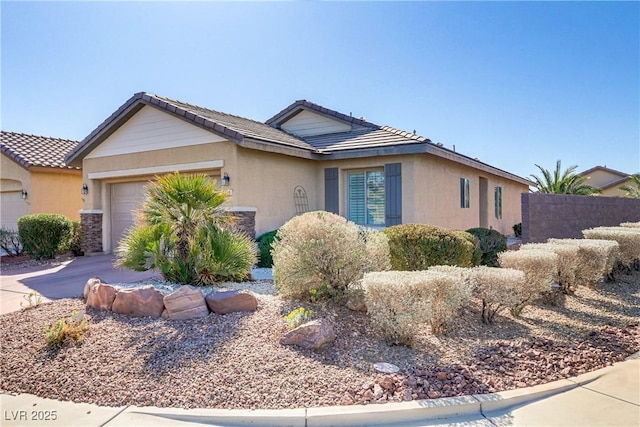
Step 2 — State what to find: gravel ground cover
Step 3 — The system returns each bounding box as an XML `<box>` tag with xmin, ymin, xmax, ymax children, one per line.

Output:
<box><xmin>1</xmin><ymin>270</ymin><xmax>638</xmax><ymax>409</ymax></box>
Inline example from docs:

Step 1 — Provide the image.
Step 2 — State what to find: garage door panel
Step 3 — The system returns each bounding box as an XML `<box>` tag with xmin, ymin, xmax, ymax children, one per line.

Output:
<box><xmin>0</xmin><ymin>192</ymin><xmax>29</xmax><ymax>230</ymax></box>
<box><xmin>110</xmin><ymin>182</ymin><xmax>148</xmax><ymax>250</ymax></box>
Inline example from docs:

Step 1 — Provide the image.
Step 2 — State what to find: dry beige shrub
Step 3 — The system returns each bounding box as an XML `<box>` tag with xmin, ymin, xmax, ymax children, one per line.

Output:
<box><xmin>549</xmin><ymin>238</ymin><xmax>620</xmax><ymax>285</ymax></box>
<box><xmin>520</xmin><ymin>243</ymin><xmax>580</xmax><ymax>295</ymax></box>
<box><xmin>469</xmin><ymin>266</ymin><xmax>524</xmax><ymax>324</ymax></box>
<box><xmin>362</xmin><ymin>271</ymin><xmax>432</xmax><ymax>346</ymax></box>
<box><xmin>498</xmin><ymin>249</ymin><xmax>558</xmax><ymax>316</ymax></box>
<box><xmin>272</xmin><ymin>211</ymin><xmax>390</xmax><ymax>300</ymax></box>
<box><xmin>423</xmin><ymin>267</ymin><xmax>473</xmax><ymax>334</ymax></box>
<box><xmin>620</xmin><ymin>222</ymin><xmax>640</xmax><ymax>229</ymax></box>
<box><xmin>583</xmin><ymin>227</ymin><xmax>640</xmax><ymax>269</ymax></box>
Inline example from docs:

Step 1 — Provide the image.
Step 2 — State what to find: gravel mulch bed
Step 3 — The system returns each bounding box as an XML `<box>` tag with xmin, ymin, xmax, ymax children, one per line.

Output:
<box><xmin>1</xmin><ymin>271</ymin><xmax>638</xmax><ymax>409</ymax></box>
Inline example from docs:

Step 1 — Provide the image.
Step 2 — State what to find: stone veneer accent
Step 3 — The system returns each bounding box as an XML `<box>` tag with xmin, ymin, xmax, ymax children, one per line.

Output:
<box><xmin>80</xmin><ymin>212</ymin><xmax>103</xmax><ymax>254</ymax></box>
<box><xmin>231</xmin><ymin>210</ymin><xmax>256</xmax><ymax>239</ymax></box>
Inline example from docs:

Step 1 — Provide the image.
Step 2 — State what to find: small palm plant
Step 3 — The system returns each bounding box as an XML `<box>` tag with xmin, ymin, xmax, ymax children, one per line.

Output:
<box><xmin>530</xmin><ymin>160</ymin><xmax>600</xmax><ymax>195</ymax></box>
<box><xmin>116</xmin><ymin>172</ymin><xmax>256</xmax><ymax>285</ymax></box>
<box><xmin>619</xmin><ymin>173</ymin><xmax>640</xmax><ymax>198</ymax></box>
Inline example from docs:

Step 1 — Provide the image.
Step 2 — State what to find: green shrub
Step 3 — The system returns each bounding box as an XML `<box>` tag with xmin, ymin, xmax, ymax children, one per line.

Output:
<box><xmin>44</xmin><ymin>310</ymin><xmax>90</xmax><ymax>348</ymax></box>
<box><xmin>383</xmin><ymin>224</ymin><xmax>477</xmax><ymax>270</ymax></box>
<box><xmin>284</xmin><ymin>307</ymin><xmax>314</xmax><ymax>330</ymax></box>
<box><xmin>257</xmin><ymin>229</ymin><xmax>279</xmax><ymax>268</ymax></box>
<box><xmin>362</xmin><ymin>271</ymin><xmax>432</xmax><ymax>346</ymax></box>
<box><xmin>18</xmin><ymin>214</ymin><xmax>73</xmax><ymax>260</ymax></box>
<box><xmin>470</xmin><ymin>266</ymin><xmax>524</xmax><ymax>324</ymax></box>
<box><xmin>0</xmin><ymin>227</ymin><xmax>23</xmax><ymax>256</ymax></box>
<box><xmin>498</xmin><ymin>249</ymin><xmax>558</xmax><ymax>316</ymax></box>
<box><xmin>272</xmin><ymin>211</ymin><xmax>390</xmax><ymax>301</ymax></box>
<box><xmin>549</xmin><ymin>238</ymin><xmax>620</xmax><ymax>286</ymax></box>
<box><xmin>69</xmin><ymin>220</ymin><xmax>83</xmax><ymax>256</ymax></box>
<box><xmin>466</xmin><ymin>228</ymin><xmax>507</xmax><ymax>267</ymax></box>
<box><xmin>513</xmin><ymin>223</ymin><xmax>522</xmax><ymax>238</ymax></box>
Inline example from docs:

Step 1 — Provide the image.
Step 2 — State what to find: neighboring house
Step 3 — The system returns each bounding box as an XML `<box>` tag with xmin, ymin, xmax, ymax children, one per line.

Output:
<box><xmin>65</xmin><ymin>92</ymin><xmax>531</xmax><ymax>254</ymax></box>
<box><xmin>578</xmin><ymin>166</ymin><xmax>635</xmax><ymax>197</ymax></box>
<box><xmin>1</xmin><ymin>131</ymin><xmax>83</xmax><ymax>230</ymax></box>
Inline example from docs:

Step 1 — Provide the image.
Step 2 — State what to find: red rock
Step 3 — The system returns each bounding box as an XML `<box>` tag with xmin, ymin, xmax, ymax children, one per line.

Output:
<box><xmin>164</xmin><ymin>286</ymin><xmax>209</xmax><ymax>320</ymax></box>
<box><xmin>379</xmin><ymin>377</ymin><xmax>395</xmax><ymax>390</ymax></box>
<box><xmin>83</xmin><ymin>277</ymin><xmax>102</xmax><ymax>300</ymax></box>
<box><xmin>85</xmin><ymin>282</ymin><xmax>117</xmax><ymax>311</ymax></box>
<box><xmin>427</xmin><ymin>390</ymin><xmax>440</xmax><ymax>399</ymax></box>
<box><xmin>205</xmin><ymin>290</ymin><xmax>258</xmax><ymax>314</ymax></box>
<box><xmin>437</xmin><ymin>372</ymin><xmax>447</xmax><ymax>381</ymax></box>
<box><xmin>363</xmin><ymin>389</ymin><xmax>374</xmax><ymax>401</ymax></box>
<box><xmin>280</xmin><ymin>319</ymin><xmax>336</xmax><ymax>350</ymax></box>
<box><xmin>112</xmin><ymin>286</ymin><xmax>165</xmax><ymax>318</ymax></box>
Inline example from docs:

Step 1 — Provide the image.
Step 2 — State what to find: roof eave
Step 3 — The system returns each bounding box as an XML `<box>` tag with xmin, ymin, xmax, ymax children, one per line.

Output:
<box><xmin>65</xmin><ymin>92</ymin><xmax>247</xmax><ymax>167</ymax></box>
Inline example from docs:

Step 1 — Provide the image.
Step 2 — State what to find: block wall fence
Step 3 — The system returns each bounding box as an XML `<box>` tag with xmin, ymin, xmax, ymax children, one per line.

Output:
<box><xmin>521</xmin><ymin>193</ymin><xmax>640</xmax><ymax>243</ymax></box>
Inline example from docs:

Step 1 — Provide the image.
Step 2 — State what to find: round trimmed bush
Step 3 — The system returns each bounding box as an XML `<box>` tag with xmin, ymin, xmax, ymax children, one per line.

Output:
<box><xmin>18</xmin><ymin>214</ymin><xmax>73</xmax><ymax>260</ymax></box>
<box><xmin>466</xmin><ymin>227</ymin><xmax>507</xmax><ymax>267</ymax></box>
<box><xmin>256</xmin><ymin>229</ymin><xmax>279</xmax><ymax>268</ymax></box>
<box><xmin>383</xmin><ymin>224</ymin><xmax>477</xmax><ymax>270</ymax></box>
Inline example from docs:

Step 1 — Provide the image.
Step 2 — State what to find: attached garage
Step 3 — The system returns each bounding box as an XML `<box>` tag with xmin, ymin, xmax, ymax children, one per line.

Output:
<box><xmin>109</xmin><ymin>181</ymin><xmax>148</xmax><ymax>249</ymax></box>
<box><xmin>0</xmin><ymin>191</ymin><xmax>29</xmax><ymax>230</ymax></box>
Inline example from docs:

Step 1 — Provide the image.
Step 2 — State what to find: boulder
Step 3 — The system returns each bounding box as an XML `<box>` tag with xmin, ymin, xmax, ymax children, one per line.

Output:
<box><xmin>83</xmin><ymin>277</ymin><xmax>102</xmax><ymax>301</ymax></box>
<box><xmin>163</xmin><ymin>286</ymin><xmax>209</xmax><ymax>320</ymax></box>
<box><xmin>205</xmin><ymin>289</ymin><xmax>258</xmax><ymax>314</ymax></box>
<box><xmin>345</xmin><ymin>294</ymin><xmax>367</xmax><ymax>312</ymax></box>
<box><xmin>85</xmin><ymin>282</ymin><xmax>117</xmax><ymax>311</ymax></box>
<box><xmin>112</xmin><ymin>286</ymin><xmax>165</xmax><ymax>318</ymax></box>
<box><xmin>280</xmin><ymin>318</ymin><xmax>336</xmax><ymax>350</ymax></box>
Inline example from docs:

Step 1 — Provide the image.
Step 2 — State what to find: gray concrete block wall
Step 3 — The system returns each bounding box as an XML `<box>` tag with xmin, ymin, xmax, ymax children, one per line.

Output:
<box><xmin>522</xmin><ymin>193</ymin><xmax>640</xmax><ymax>243</ymax></box>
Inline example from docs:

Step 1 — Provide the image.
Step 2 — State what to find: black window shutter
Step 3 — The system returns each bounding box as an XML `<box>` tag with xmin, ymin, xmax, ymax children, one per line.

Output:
<box><xmin>324</xmin><ymin>168</ymin><xmax>339</xmax><ymax>214</ymax></box>
<box><xmin>385</xmin><ymin>163</ymin><xmax>402</xmax><ymax>226</ymax></box>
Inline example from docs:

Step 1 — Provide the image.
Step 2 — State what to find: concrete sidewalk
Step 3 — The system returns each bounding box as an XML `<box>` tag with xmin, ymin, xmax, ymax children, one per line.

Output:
<box><xmin>1</xmin><ymin>356</ymin><xmax>638</xmax><ymax>427</ymax></box>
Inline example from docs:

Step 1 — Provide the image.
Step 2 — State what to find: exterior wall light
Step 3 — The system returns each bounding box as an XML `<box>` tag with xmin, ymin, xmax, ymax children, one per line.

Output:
<box><xmin>20</xmin><ymin>189</ymin><xmax>28</xmax><ymax>199</ymax></box>
<box><xmin>222</xmin><ymin>173</ymin><xmax>230</xmax><ymax>186</ymax></box>
<box><xmin>81</xmin><ymin>184</ymin><xmax>89</xmax><ymax>195</ymax></box>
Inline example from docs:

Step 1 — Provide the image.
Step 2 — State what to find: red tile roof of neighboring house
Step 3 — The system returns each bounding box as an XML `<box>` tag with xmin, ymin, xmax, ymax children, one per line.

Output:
<box><xmin>1</xmin><ymin>131</ymin><xmax>80</xmax><ymax>170</ymax></box>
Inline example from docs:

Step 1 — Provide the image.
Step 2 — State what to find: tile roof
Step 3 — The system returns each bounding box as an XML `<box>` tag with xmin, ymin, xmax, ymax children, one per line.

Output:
<box><xmin>1</xmin><ymin>131</ymin><xmax>80</xmax><ymax>170</ymax></box>
<box><xmin>305</xmin><ymin>126</ymin><xmax>428</xmax><ymax>152</ymax></box>
<box><xmin>266</xmin><ymin>99</ymin><xmax>377</xmax><ymax>129</ymax></box>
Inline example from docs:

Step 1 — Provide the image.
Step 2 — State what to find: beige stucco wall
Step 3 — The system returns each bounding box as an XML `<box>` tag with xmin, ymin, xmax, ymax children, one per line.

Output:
<box><xmin>1</xmin><ymin>154</ymin><xmax>82</xmax><ymax>221</ymax></box>
<box><xmin>30</xmin><ymin>169</ymin><xmax>83</xmax><ymax>220</ymax></box>
<box><xmin>1</xmin><ymin>154</ymin><xmax>31</xmax><ymax>192</ymax></box>
<box><xmin>600</xmin><ymin>185</ymin><xmax>630</xmax><ymax>198</ymax></box>
<box><xmin>233</xmin><ymin>146</ymin><xmax>318</xmax><ymax>236</ymax></box>
<box><xmin>413</xmin><ymin>155</ymin><xmax>527</xmax><ymax>235</ymax></box>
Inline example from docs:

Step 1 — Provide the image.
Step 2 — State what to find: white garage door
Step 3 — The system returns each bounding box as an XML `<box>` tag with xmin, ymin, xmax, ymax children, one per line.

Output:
<box><xmin>0</xmin><ymin>192</ymin><xmax>30</xmax><ymax>230</ymax></box>
<box><xmin>110</xmin><ymin>182</ymin><xmax>148</xmax><ymax>250</ymax></box>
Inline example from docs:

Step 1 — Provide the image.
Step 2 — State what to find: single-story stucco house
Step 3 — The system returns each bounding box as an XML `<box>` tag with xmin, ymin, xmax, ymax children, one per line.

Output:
<box><xmin>1</xmin><ymin>131</ymin><xmax>83</xmax><ymax>230</ymax></box>
<box><xmin>64</xmin><ymin>92</ymin><xmax>531</xmax><ymax>255</ymax></box>
<box><xmin>579</xmin><ymin>166</ymin><xmax>635</xmax><ymax>197</ymax></box>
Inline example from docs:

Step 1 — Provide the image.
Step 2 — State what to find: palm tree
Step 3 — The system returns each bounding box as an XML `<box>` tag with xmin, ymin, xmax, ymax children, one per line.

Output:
<box><xmin>530</xmin><ymin>160</ymin><xmax>600</xmax><ymax>195</ymax></box>
<box><xmin>619</xmin><ymin>173</ymin><xmax>640</xmax><ymax>198</ymax></box>
<box><xmin>142</xmin><ymin>172</ymin><xmax>229</xmax><ymax>266</ymax></box>
<box><xmin>116</xmin><ymin>172</ymin><xmax>256</xmax><ymax>285</ymax></box>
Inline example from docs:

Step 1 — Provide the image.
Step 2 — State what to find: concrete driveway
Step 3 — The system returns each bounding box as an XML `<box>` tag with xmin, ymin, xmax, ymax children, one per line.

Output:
<box><xmin>0</xmin><ymin>255</ymin><xmax>160</xmax><ymax>315</ymax></box>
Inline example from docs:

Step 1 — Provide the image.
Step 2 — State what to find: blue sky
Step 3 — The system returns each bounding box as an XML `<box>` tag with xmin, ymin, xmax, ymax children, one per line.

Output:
<box><xmin>2</xmin><ymin>1</ymin><xmax>638</xmax><ymax>179</ymax></box>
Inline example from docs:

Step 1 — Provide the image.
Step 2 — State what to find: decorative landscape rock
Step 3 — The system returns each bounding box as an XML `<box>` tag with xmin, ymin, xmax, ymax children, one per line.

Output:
<box><xmin>280</xmin><ymin>318</ymin><xmax>336</xmax><ymax>350</ymax></box>
<box><xmin>111</xmin><ymin>285</ymin><xmax>165</xmax><ymax>318</ymax></box>
<box><xmin>85</xmin><ymin>281</ymin><xmax>117</xmax><ymax>311</ymax></box>
<box><xmin>163</xmin><ymin>286</ymin><xmax>209</xmax><ymax>320</ymax></box>
<box><xmin>345</xmin><ymin>294</ymin><xmax>367</xmax><ymax>312</ymax></box>
<box><xmin>83</xmin><ymin>277</ymin><xmax>102</xmax><ymax>300</ymax></box>
<box><xmin>205</xmin><ymin>289</ymin><xmax>258</xmax><ymax>314</ymax></box>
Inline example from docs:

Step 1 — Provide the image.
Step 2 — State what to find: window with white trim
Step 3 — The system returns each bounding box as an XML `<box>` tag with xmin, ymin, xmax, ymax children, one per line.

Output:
<box><xmin>460</xmin><ymin>178</ymin><xmax>470</xmax><ymax>208</ymax></box>
<box><xmin>495</xmin><ymin>186</ymin><xmax>503</xmax><ymax>219</ymax></box>
<box><xmin>347</xmin><ymin>170</ymin><xmax>385</xmax><ymax>226</ymax></box>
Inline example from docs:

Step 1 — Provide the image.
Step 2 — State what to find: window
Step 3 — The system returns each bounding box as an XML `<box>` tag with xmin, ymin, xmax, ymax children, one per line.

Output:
<box><xmin>348</xmin><ymin>170</ymin><xmax>385</xmax><ymax>226</ymax></box>
<box><xmin>495</xmin><ymin>186</ymin><xmax>503</xmax><ymax>219</ymax></box>
<box><xmin>460</xmin><ymin>178</ymin><xmax>470</xmax><ymax>208</ymax></box>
